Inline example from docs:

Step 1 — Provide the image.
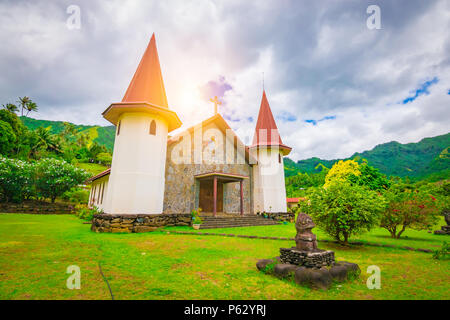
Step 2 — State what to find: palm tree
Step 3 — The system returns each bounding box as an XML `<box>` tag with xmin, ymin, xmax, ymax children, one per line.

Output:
<box><xmin>25</xmin><ymin>101</ymin><xmax>38</xmax><ymax>117</ymax></box>
<box><xmin>18</xmin><ymin>96</ymin><xmax>31</xmax><ymax>116</ymax></box>
<box><xmin>2</xmin><ymin>103</ymin><xmax>19</xmax><ymax>114</ymax></box>
<box><xmin>35</xmin><ymin>127</ymin><xmax>61</xmax><ymax>153</ymax></box>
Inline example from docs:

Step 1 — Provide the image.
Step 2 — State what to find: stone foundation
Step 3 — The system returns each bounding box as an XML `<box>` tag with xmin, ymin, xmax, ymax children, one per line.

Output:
<box><xmin>91</xmin><ymin>213</ymin><xmax>191</xmax><ymax>233</ymax></box>
<box><xmin>258</xmin><ymin>212</ymin><xmax>295</xmax><ymax>223</ymax></box>
<box><xmin>280</xmin><ymin>247</ymin><xmax>335</xmax><ymax>268</ymax></box>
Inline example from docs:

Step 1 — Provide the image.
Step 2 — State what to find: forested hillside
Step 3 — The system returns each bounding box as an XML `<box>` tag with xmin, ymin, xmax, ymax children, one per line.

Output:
<box><xmin>21</xmin><ymin>117</ymin><xmax>449</xmax><ymax>181</ymax></box>
<box><xmin>285</xmin><ymin>132</ymin><xmax>450</xmax><ymax>180</ymax></box>
<box><xmin>21</xmin><ymin>117</ymin><xmax>115</xmax><ymax>151</ymax></box>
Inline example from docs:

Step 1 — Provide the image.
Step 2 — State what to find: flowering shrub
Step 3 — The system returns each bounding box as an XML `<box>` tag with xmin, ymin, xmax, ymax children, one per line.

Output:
<box><xmin>381</xmin><ymin>183</ymin><xmax>440</xmax><ymax>238</ymax></box>
<box><xmin>0</xmin><ymin>157</ymin><xmax>34</xmax><ymax>202</ymax></box>
<box><xmin>34</xmin><ymin>158</ymin><xmax>90</xmax><ymax>203</ymax></box>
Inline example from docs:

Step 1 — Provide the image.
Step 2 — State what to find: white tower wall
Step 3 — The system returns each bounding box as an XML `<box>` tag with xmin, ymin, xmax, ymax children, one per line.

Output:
<box><xmin>104</xmin><ymin>112</ymin><xmax>168</xmax><ymax>214</ymax></box>
<box><xmin>252</xmin><ymin>146</ymin><xmax>288</xmax><ymax>213</ymax></box>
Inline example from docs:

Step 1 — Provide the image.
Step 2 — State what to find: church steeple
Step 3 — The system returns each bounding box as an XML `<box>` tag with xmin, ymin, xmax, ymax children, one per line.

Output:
<box><xmin>122</xmin><ymin>33</ymin><xmax>168</xmax><ymax>108</ymax></box>
<box><xmin>102</xmin><ymin>33</ymin><xmax>181</xmax><ymax>132</ymax></box>
<box><xmin>252</xmin><ymin>90</ymin><xmax>291</xmax><ymax>155</ymax></box>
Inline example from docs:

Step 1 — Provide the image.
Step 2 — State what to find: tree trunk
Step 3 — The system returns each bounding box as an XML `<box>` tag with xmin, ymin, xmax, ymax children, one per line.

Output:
<box><xmin>343</xmin><ymin>231</ymin><xmax>349</xmax><ymax>246</ymax></box>
<box><xmin>396</xmin><ymin>225</ymin><xmax>407</xmax><ymax>239</ymax></box>
<box><xmin>390</xmin><ymin>226</ymin><xmax>397</xmax><ymax>238</ymax></box>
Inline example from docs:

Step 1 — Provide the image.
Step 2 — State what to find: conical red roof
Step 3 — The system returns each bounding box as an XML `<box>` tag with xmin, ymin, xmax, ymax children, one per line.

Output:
<box><xmin>122</xmin><ymin>33</ymin><xmax>168</xmax><ymax>108</ymax></box>
<box><xmin>252</xmin><ymin>90</ymin><xmax>290</xmax><ymax>150</ymax></box>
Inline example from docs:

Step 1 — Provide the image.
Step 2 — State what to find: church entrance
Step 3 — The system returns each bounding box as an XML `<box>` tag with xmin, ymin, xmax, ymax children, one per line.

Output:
<box><xmin>199</xmin><ymin>180</ymin><xmax>223</xmax><ymax>213</ymax></box>
<box><xmin>195</xmin><ymin>172</ymin><xmax>247</xmax><ymax>217</ymax></box>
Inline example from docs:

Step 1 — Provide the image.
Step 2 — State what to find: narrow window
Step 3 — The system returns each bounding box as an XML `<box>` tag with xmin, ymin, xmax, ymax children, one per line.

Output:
<box><xmin>279</xmin><ymin>153</ymin><xmax>281</xmax><ymax>163</ymax></box>
<box><xmin>96</xmin><ymin>184</ymin><xmax>101</xmax><ymax>204</ymax></box>
<box><xmin>100</xmin><ymin>182</ymin><xmax>105</xmax><ymax>204</ymax></box>
<box><xmin>149</xmin><ymin>120</ymin><xmax>156</xmax><ymax>135</ymax></box>
<box><xmin>90</xmin><ymin>185</ymin><xmax>95</xmax><ymax>205</ymax></box>
<box><xmin>117</xmin><ymin>121</ymin><xmax>121</xmax><ymax>136</ymax></box>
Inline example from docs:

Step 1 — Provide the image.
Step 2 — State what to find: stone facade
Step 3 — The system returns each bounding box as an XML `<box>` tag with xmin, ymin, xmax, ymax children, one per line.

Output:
<box><xmin>163</xmin><ymin>121</ymin><xmax>253</xmax><ymax>214</ymax></box>
<box><xmin>91</xmin><ymin>213</ymin><xmax>191</xmax><ymax>233</ymax></box>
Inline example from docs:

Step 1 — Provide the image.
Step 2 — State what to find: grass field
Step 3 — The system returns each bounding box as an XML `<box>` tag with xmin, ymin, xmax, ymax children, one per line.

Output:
<box><xmin>166</xmin><ymin>216</ymin><xmax>448</xmax><ymax>251</ymax></box>
<box><xmin>75</xmin><ymin>163</ymin><xmax>109</xmax><ymax>176</ymax></box>
<box><xmin>0</xmin><ymin>214</ymin><xmax>449</xmax><ymax>300</ymax></box>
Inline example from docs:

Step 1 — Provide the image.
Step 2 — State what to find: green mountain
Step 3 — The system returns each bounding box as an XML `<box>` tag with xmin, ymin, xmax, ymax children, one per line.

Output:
<box><xmin>20</xmin><ymin>117</ymin><xmax>116</xmax><ymax>151</ymax></box>
<box><xmin>285</xmin><ymin>132</ymin><xmax>450</xmax><ymax>180</ymax></box>
<box><xmin>21</xmin><ymin>116</ymin><xmax>449</xmax><ymax>181</ymax></box>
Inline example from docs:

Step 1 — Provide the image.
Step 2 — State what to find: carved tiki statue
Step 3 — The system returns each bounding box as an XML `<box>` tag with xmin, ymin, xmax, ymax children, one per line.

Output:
<box><xmin>295</xmin><ymin>213</ymin><xmax>318</xmax><ymax>252</ymax></box>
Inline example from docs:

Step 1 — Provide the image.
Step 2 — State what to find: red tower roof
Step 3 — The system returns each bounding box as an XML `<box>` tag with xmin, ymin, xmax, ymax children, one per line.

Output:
<box><xmin>102</xmin><ymin>33</ymin><xmax>181</xmax><ymax>132</ymax></box>
<box><xmin>251</xmin><ymin>90</ymin><xmax>291</xmax><ymax>154</ymax></box>
<box><xmin>122</xmin><ymin>33</ymin><xmax>168</xmax><ymax>108</ymax></box>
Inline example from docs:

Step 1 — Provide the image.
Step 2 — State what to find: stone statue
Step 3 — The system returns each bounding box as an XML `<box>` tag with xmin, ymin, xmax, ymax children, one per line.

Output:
<box><xmin>434</xmin><ymin>211</ymin><xmax>450</xmax><ymax>235</ymax></box>
<box><xmin>295</xmin><ymin>213</ymin><xmax>318</xmax><ymax>252</ymax></box>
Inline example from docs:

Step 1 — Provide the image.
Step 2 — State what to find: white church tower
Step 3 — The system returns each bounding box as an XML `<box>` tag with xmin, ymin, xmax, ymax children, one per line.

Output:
<box><xmin>102</xmin><ymin>34</ymin><xmax>181</xmax><ymax>214</ymax></box>
<box><xmin>251</xmin><ymin>90</ymin><xmax>291</xmax><ymax>213</ymax></box>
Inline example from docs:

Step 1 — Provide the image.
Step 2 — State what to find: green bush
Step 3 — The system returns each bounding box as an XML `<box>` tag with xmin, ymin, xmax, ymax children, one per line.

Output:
<box><xmin>0</xmin><ymin>157</ymin><xmax>34</xmax><ymax>202</ymax></box>
<box><xmin>433</xmin><ymin>241</ymin><xmax>449</xmax><ymax>260</ymax></box>
<box><xmin>61</xmin><ymin>188</ymin><xmax>90</xmax><ymax>204</ymax></box>
<box><xmin>34</xmin><ymin>158</ymin><xmax>90</xmax><ymax>203</ymax></box>
<box><xmin>75</xmin><ymin>205</ymin><xmax>101</xmax><ymax>221</ymax></box>
<box><xmin>298</xmin><ymin>182</ymin><xmax>386</xmax><ymax>245</ymax></box>
<box><xmin>191</xmin><ymin>208</ymin><xmax>203</xmax><ymax>225</ymax></box>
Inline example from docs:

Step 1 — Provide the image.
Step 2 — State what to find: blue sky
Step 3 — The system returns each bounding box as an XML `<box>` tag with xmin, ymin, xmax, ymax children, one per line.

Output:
<box><xmin>402</xmin><ymin>77</ymin><xmax>439</xmax><ymax>104</ymax></box>
<box><xmin>0</xmin><ymin>0</ymin><xmax>448</xmax><ymax>160</ymax></box>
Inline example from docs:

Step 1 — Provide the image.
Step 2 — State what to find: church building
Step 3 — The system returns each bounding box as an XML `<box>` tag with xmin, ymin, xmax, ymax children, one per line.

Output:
<box><xmin>88</xmin><ymin>34</ymin><xmax>291</xmax><ymax>216</ymax></box>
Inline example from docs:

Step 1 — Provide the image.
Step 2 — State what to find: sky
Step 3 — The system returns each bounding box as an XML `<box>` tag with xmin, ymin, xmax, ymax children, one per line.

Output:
<box><xmin>0</xmin><ymin>0</ymin><xmax>449</xmax><ymax>161</ymax></box>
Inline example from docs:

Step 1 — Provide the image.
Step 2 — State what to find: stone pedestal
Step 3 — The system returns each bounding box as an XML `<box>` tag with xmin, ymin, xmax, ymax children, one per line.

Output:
<box><xmin>434</xmin><ymin>212</ymin><xmax>450</xmax><ymax>235</ymax></box>
<box><xmin>280</xmin><ymin>247</ymin><xmax>335</xmax><ymax>268</ymax></box>
<box><xmin>256</xmin><ymin>212</ymin><xmax>359</xmax><ymax>290</ymax></box>
<box><xmin>434</xmin><ymin>225</ymin><xmax>450</xmax><ymax>235</ymax></box>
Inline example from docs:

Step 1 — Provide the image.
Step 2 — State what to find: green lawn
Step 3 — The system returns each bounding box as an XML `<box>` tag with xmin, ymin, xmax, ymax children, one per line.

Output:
<box><xmin>165</xmin><ymin>216</ymin><xmax>448</xmax><ymax>251</ymax></box>
<box><xmin>75</xmin><ymin>163</ymin><xmax>109</xmax><ymax>176</ymax></box>
<box><xmin>0</xmin><ymin>214</ymin><xmax>448</xmax><ymax>300</ymax></box>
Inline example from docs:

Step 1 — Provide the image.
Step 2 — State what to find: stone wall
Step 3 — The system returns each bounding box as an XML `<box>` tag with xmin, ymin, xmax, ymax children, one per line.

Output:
<box><xmin>0</xmin><ymin>201</ymin><xmax>74</xmax><ymax>214</ymax></box>
<box><xmin>280</xmin><ymin>247</ymin><xmax>335</xmax><ymax>268</ymax></box>
<box><xmin>258</xmin><ymin>212</ymin><xmax>295</xmax><ymax>223</ymax></box>
<box><xmin>91</xmin><ymin>213</ymin><xmax>191</xmax><ymax>233</ymax></box>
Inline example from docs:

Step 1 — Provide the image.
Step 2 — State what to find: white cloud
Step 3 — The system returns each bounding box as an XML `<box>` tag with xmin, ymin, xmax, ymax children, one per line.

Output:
<box><xmin>0</xmin><ymin>0</ymin><xmax>448</xmax><ymax>160</ymax></box>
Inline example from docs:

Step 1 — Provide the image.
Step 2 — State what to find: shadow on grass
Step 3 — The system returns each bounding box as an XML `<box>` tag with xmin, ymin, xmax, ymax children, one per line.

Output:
<box><xmin>371</xmin><ymin>234</ymin><xmax>444</xmax><ymax>243</ymax></box>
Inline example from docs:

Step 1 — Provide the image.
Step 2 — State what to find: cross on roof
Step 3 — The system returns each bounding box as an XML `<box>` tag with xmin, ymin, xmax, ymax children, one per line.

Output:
<box><xmin>209</xmin><ymin>96</ymin><xmax>222</xmax><ymax>115</ymax></box>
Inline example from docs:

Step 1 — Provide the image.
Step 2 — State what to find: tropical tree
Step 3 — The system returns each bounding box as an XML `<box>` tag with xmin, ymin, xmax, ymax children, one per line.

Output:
<box><xmin>381</xmin><ymin>183</ymin><xmax>440</xmax><ymax>238</ymax></box>
<box><xmin>2</xmin><ymin>103</ymin><xmax>19</xmax><ymax>114</ymax></box>
<box><xmin>24</xmin><ymin>101</ymin><xmax>38</xmax><ymax>117</ymax></box>
<box><xmin>96</xmin><ymin>152</ymin><xmax>112</xmax><ymax>166</ymax></box>
<box><xmin>0</xmin><ymin>120</ymin><xmax>16</xmax><ymax>156</ymax></box>
<box><xmin>18</xmin><ymin>96</ymin><xmax>31</xmax><ymax>117</ymax></box>
<box><xmin>324</xmin><ymin>159</ymin><xmax>361</xmax><ymax>189</ymax></box>
<box><xmin>324</xmin><ymin>159</ymin><xmax>390</xmax><ymax>191</ymax></box>
<box><xmin>35</xmin><ymin>127</ymin><xmax>61</xmax><ymax>153</ymax></box>
<box><xmin>298</xmin><ymin>182</ymin><xmax>386</xmax><ymax>245</ymax></box>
